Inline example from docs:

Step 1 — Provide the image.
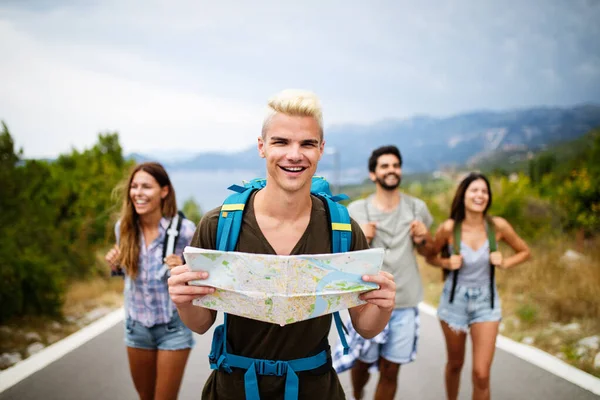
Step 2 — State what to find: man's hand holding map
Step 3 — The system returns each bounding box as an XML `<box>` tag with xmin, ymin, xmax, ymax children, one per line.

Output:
<box><xmin>183</xmin><ymin>247</ymin><xmax>385</xmax><ymax>325</ymax></box>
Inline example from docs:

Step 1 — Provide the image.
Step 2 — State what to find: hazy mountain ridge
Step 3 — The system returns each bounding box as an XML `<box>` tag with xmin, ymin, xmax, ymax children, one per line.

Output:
<box><xmin>131</xmin><ymin>104</ymin><xmax>600</xmax><ymax>174</ymax></box>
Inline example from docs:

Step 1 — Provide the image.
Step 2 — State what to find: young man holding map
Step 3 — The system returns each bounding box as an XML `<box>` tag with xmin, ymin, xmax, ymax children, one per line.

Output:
<box><xmin>167</xmin><ymin>89</ymin><xmax>396</xmax><ymax>399</ymax></box>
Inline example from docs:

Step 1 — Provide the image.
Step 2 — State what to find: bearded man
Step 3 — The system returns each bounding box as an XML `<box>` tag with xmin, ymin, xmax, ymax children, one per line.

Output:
<box><xmin>339</xmin><ymin>145</ymin><xmax>435</xmax><ymax>400</ymax></box>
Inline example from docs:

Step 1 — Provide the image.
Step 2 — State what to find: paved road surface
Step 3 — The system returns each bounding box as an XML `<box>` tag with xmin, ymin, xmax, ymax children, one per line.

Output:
<box><xmin>1</xmin><ymin>312</ymin><xmax>597</xmax><ymax>399</ymax></box>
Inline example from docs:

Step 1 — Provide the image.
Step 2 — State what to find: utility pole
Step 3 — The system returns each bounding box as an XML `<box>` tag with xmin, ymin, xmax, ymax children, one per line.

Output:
<box><xmin>325</xmin><ymin>147</ymin><xmax>340</xmax><ymax>194</ymax></box>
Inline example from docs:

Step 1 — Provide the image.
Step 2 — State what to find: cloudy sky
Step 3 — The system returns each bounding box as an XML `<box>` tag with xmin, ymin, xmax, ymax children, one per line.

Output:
<box><xmin>1</xmin><ymin>0</ymin><xmax>599</xmax><ymax>158</ymax></box>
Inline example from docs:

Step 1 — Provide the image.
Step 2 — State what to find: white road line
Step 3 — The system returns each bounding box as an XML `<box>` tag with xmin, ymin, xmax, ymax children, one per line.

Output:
<box><xmin>2</xmin><ymin>304</ymin><xmax>599</xmax><ymax>396</ymax></box>
<box><xmin>0</xmin><ymin>307</ymin><xmax>125</xmax><ymax>393</ymax></box>
<box><xmin>418</xmin><ymin>302</ymin><xmax>600</xmax><ymax>396</ymax></box>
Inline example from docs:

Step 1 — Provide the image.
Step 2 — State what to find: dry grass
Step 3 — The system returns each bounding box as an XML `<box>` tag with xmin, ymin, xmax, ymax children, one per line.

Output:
<box><xmin>420</xmin><ymin>237</ymin><xmax>600</xmax><ymax>377</ymax></box>
<box><xmin>498</xmin><ymin>238</ymin><xmax>600</xmax><ymax>323</ymax></box>
<box><xmin>419</xmin><ymin>256</ymin><xmax>445</xmax><ymax>306</ymax></box>
<box><xmin>62</xmin><ymin>278</ymin><xmax>124</xmax><ymax>316</ymax></box>
<box><xmin>1</xmin><ymin>248</ymin><xmax>123</xmax><ymax>369</ymax></box>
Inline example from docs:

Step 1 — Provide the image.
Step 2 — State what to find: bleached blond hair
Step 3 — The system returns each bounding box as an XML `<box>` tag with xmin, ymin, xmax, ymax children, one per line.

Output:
<box><xmin>261</xmin><ymin>89</ymin><xmax>324</xmax><ymax>140</ymax></box>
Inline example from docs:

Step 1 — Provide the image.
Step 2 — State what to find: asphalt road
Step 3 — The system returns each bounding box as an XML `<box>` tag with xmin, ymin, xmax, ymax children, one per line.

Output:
<box><xmin>1</xmin><ymin>312</ymin><xmax>598</xmax><ymax>399</ymax></box>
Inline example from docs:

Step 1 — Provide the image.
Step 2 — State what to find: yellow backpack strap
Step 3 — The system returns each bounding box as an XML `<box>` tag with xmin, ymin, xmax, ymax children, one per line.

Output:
<box><xmin>216</xmin><ymin>191</ymin><xmax>254</xmax><ymax>251</ymax></box>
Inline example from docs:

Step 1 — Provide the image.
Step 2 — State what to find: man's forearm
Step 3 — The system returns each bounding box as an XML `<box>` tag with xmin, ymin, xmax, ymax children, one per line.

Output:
<box><xmin>177</xmin><ymin>304</ymin><xmax>217</xmax><ymax>334</ymax></box>
<box><xmin>349</xmin><ymin>304</ymin><xmax>393</xmax><ymax>339</ymax></box>
<box><xmin>416</xmin><ymin>232</ymin><xmax>435</xmax><ymax>257</ymax></box>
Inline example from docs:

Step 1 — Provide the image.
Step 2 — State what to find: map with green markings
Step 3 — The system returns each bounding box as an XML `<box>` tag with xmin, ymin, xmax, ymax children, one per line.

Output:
<box><xmin>184</xmin><ymin>247</ymin><xmax>384</xmax><ymax>325</ymax></box>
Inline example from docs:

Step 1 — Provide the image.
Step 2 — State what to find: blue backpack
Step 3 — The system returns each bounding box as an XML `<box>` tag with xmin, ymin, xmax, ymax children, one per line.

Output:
<box><xmin>208</xmin><ymin>176</ymin><xmax>352</xmax><ymax>400</ymax></box>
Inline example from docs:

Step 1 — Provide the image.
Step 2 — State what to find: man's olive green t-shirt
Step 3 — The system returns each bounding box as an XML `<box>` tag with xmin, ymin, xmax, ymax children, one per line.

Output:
<box><xmin>191</xmin><ymin>192</ymin><xmax>369</xmax><ymax>400</ymax></box>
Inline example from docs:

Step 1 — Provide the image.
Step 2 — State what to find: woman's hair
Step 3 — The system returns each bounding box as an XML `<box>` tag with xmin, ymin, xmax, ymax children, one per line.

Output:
<box><xmin>261</xmin><ymin>89</ymin><xmax>323</xmax><ymax>140</ymax></box>
<box><xmin>449</xmin><ymin>172</ymin><xmax>492</xmax><ymax>224</ymax></box>
<box><xmin>117</xmin><ymin>162</ymin><xmax>177</xmax><ymax>277</ymax></box>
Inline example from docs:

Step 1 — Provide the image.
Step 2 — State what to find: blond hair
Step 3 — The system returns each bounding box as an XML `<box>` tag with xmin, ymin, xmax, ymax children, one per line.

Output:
<box><xmin>261</xmin><ymin>89</ymin><xmax>323</xmax><ymax>140</ymax></box>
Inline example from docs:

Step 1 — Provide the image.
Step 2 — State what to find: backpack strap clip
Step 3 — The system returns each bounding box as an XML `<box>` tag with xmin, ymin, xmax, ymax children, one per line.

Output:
<box><xmin>256</xmin><ymin>359</ymin><xmax>288</xmax><ymax>376</ymax></box>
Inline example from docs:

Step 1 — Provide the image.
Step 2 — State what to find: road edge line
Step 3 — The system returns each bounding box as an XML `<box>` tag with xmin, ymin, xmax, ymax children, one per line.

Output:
<box><xmin>418</xmin><ymin>302</ymin><xmax>600</xmax><ymax>396</ymax></box>
<box><xmin>2</xmin><ymin>304</ymin><xmax>599</xmax><ymax>396</ymax></box>
<box><xmin>0</xmin><ymin>307</ymin><xmax>124</xmax><ymax>393</ymax></box>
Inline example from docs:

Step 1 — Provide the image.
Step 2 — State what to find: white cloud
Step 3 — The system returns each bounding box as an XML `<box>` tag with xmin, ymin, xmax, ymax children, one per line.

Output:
<box><xmin>0</xmin><ymin>0</ymin><xmax>599</xmax><ymax>158</ymax></box>
<box><xmin>576</xmin><ymin>60</ymin><xmax>600</xmax><ymax>80</ymax></box>
<box><xmin>0</xmin><ymin>20</ymin><xmax>263</xmax><ymax>157</ymax></box>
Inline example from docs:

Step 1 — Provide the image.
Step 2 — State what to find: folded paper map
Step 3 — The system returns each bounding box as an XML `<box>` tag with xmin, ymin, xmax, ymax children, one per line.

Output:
<box><xmin>183</xmin><ymin>247</ymin><xmax>384</xmax><ymax>325</ymax></box>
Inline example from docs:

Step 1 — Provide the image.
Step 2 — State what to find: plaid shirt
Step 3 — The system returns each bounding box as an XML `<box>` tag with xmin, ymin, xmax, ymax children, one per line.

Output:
<box><xmin>332</xmin><ymin>318</ymin><xmax>389</xmax><ymax>374</ymax></box>
<box><xmin>115</xmin><ymin>216</ymin><xmax>196</xmax><ymax>327</ymax></box>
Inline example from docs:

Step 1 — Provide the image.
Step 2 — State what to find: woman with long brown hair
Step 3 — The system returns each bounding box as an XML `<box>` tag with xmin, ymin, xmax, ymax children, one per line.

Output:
<box><xmin>427</xmin><ymin>173</ymin><xmax>530</xmax><ymax>400</ymax></box>
<box><xmin>105</xmin><ymin>162</ymin><xmax>196</xmax><ymax>400</ymax></box>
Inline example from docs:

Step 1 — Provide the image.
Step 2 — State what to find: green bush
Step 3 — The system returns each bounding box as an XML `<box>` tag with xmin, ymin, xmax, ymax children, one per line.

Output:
<box><xmin>18</xmin><ymin>248</ymin><xmax>66</xmax><ymax>317</ymax></box>
<box><xmin>535</xmin><ymin>129</ymin><xmax>600</xmax><ymax>235</ymax></box>
<box><xmin>516</xmin><ymin>303</ymin><xmax>538</xmax><ymax>324</ymax></box>
<box><xmin>489</xmin><ymin>174</ymin><xmax>562</xmax><ymax>241</ymax></box>
<box><xmin>0</xmin><ymin>248</ymin><xmax>24</xmax><ymax>322</ymax></box>
<box><xmin>182</xmin><ymin>197</ymin><xmax>203</xmax><ymax>226</ymax></box>
<box><xmin>0</xmin><ymin>122</ymin><xmax>132</xmax><ymax>322</ymax></box>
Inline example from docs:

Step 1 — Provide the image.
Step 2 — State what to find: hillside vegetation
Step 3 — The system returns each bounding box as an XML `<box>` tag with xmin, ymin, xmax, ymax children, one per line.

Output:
<box><xmin>0</xmin><ymin>123</ymin><xmax>202</xmax><ymax>324</ymax></box>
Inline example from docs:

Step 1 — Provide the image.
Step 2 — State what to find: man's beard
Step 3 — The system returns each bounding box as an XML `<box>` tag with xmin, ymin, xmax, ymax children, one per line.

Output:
<box><xmin>376</xmin><ymin>173</ymin><xmax>401</xmax><ymax>191</ymax></box>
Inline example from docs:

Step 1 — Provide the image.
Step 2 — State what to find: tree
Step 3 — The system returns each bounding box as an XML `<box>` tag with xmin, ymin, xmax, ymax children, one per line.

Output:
<box><xmin>528</xmin><ymin>152</ymin><xmax>556</xmax><ymax>185</ymax></box>
<box><xmin>555</xmin><ymin>130</ymin><xmax>600</xmax><ymax>235</ymax></box>
<box><xmin>182</xmin><ymin>197</ymin><xmax>203</xmax><ymax>225</ymax></box>
<box><xmin>0</xmin><ymin>125</ymin><xmax>135</xmax><ymax>322</ymax></box>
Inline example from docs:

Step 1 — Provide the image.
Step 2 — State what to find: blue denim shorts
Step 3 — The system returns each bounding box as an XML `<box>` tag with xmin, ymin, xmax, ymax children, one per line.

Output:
<box><xmin>124</xmin><ymin>312</ymin><xmax>195</xmax><ymax>350</ymax></box>
<box><xmin>437</xmin><ymin>279</ymin><xmax>502</xmax><ymax>333</ymax></box>
<box><xmin>358</xmin><ymin>307</ymin><xmax>419</xmax><ymax>365</ymax></box>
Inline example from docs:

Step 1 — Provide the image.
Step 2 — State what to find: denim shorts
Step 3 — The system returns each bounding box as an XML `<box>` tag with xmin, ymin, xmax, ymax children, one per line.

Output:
<box><xmin>358</xmin><ymin>307</ymin><xmax>419</xmax><ymax>365</ymax></box>
<box><xmin>124</xmin><ymin>311</ymin><xmax>195</xmax><ymax>350</ymax></box>
<box><xmin>437</xmin><ymin>279</ymin><xmax>502</xmax><ymax>333</ymax></box>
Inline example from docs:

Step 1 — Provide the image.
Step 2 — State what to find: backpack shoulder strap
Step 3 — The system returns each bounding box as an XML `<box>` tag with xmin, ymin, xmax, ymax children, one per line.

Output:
<box><xmin>163</xmin><ymin>211</ymin><xmax>185</xmax><ymax>259</ymax></box>
<box><xmin>158</xmin><ymin>211</ymin><xmax>187</xmax><ymax>279</ymax></box>
<box><xmin>318</xmin><ymin>195</ymin><xmax>352</xmax><ymax>354</ymax></box>
<box><xmin>485</xmin><ymin>216</ymin><xmax>498</xmax><ymax>309</ymax></box>
<box><xmin>448</xmin><ymin>220</ymin><xmax>461</xmax><ymax>304</ymax></box>
<box><xmin>452</xmin><ymin>220</ymin><xmax>461</xmax><ymax>255</ymax></box>
<box><xmin>216</xmin><ymin>189</ymin><xmax>255</xmax><ymax>251</ymax></box>
<box><xmin>485</xmin><ymin>217</ymin><xmax>497</xmax><ymax>252</ymax></box>
<box><xmin>407</xmin><ymin>194</ymin><xmax>418</xmax><ymax>220</ymax></box>
<box><xmin>320</xmin><ymin>196</ymin><xmax>352</xmax><ymax>253</ymax></box>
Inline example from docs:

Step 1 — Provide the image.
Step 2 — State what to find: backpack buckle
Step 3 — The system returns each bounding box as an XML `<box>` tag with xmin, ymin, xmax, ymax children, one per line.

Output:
<box><xmin>256</xmin><ymin>360</ymin><xmax>288</xmax><ymax>376</ymax></box>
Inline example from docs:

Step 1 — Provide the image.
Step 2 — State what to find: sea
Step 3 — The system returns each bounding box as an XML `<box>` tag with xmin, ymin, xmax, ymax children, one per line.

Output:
<box><xmin>168</xmin><ymin>168</ymin><xmax>364</xmax><ymax>213</ymax></box>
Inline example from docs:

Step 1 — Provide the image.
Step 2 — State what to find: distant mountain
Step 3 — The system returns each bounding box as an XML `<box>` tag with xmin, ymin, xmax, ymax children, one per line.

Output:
<box><xmin>127</xmin><ymin>152</ymin><xmax>153</xmax><ymax>163</ymax></box>
<box><xmin>130</xmin><ymin>104</ymin><xmax>600</xmax><ymax>176</ymax></box>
